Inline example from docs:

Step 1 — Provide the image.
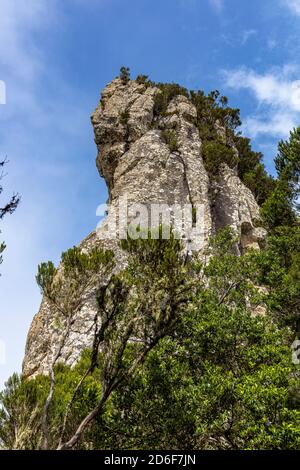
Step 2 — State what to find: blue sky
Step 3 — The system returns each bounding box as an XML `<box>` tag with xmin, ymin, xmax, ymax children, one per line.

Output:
<box><xmin>1</xmin><ymin>0</ymin><xmax>300</xmax><ymax>388</ymax></box>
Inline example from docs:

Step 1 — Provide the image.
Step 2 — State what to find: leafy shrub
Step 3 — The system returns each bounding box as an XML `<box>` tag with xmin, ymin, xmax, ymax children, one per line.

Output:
<box><xmin>136</xmin><ymin>74</ymin><xmax>153</xmax><ymax>87</ymax></box>
<box><xmin>119</xmin><ymin>66</ymin><xmax>130</xmax><ymax>84</ymax></box>
<box><xmin>129</xmin><ymin>74</ymin><xmax>273</xmax><ymax>203</ymax></box>
<box><xmin>120</xmin><ymin>109</ymin><xmax>130</xmax><ymax>125</ymax></box>
<box><xmin>261</xmin><ymin>180</ymin><xmax>297</xmax><ymax>230</ymax></box>
<box><xmin>202</xmin><ymin>141</ymin><xmax>238</xmax><ymax>176</ymax></box>
<box><xmin>161</xmin><ymin>129</ymin><xmax>179</xmax><ymax>152</ymax></box>
<box><xmin>190</xmin><ymin>89</ymin><xmax>241</xmax><ymax>137</ymax></box>
<box><xmin>1</xmin><ymin>229</ymin><xmax>300</xmax><ymax>450</ymax></box>
<box><xmin>153</xmin><ymin>83</ymin><xmax>189</xmax><ymax>117</ymax></box>
<box><xmin>261</xmin><ymin>128</ymin><xmax>300</xmax><ymax>229</ymax></box>
<box><xmin>234</xmin><ymin>135</ymin><xmax>275</xmax><ymax>204</ymax></box>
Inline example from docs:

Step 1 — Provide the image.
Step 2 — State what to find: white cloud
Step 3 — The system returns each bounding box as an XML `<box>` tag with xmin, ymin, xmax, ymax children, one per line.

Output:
<box><xmin>267</xmin><ymin>38</ymin><xmax>277</xmax><ymax>50</ymax></box>
<box><xmin>283</xmin><ymin>0</ymin><xmax>300</xmax><ymax>16</ymax></box>
<box><xmin>209</xmin><ymin>0</ymin><xmax>224</xmax><ymax>13</ymax></box>
<box><xmin>243</xmin><ymin>113</ymin><xmax>297</xmax><ymax>138</ymax></box>
<box><xmin>223</xmin><ymin>66</ymin><xmax>300</xmax><ymax>137</ymax></box>
<box><xmin>241</xmin><ymin>29</ymin><xmax>257</xmax><ymax>45</ymax></box>
<box><xmin>0</xmin><ymin>0</ymin><xmax>57</xmax><ymax>80</ymax></box>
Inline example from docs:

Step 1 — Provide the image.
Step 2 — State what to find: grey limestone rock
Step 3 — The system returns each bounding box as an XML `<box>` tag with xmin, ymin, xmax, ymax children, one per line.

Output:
<box><xmin>23</xmin><ymin>78</ymin><xmax>266</xmax><ymax>378</ymax></box>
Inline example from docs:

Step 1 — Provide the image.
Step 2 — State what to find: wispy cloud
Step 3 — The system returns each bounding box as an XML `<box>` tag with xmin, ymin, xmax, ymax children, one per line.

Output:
<box><xmin>241</xmin><ymin>29</ymin><xmax>257</xmax><ymax>45</ymax></box>
<box><xmin>282</xmin><ymin>0</ymin><xmax>300</xmax><ymax>16</ymax></box>
<box><xmin>0</xmin><ymin>0</ymin><xmax>57</xmax><ymax>80</ymax></box>
<box><xmin>223</xmin><ymin>65</ymin><xmax>300</xmax><ymax>137</ymax></box>
<box><xmin>267</xmin><ymin>38</ymin><xmax>277</xmax><ymax>50</ymax></box>
<box><xmin>209</xmin><ymin>0</ymin><xmax>224</xmax><ymax>14</ymax></box>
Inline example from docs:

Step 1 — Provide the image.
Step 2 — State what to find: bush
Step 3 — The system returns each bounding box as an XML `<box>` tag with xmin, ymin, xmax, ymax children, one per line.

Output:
<box><xmin>190</xmin><ymin>89</ymin><xmax>241</xmax><ymax>137</ymax></box>
<box><xmin>235</xmin><ymin>136</ymin><xmax>275</xmax><ymax>204</ymax></box>
<box><xmin>153</xmin><ymin>83</ymin><xmax>189</xmax><ymax>117</ymax></box>
<box><xmin>119</xmin><ymin>66</ymin><xmax>130</xmax><ymax>84</ymax></box>
<box><xmin>161</xmin><ymin>129</ymin><xmax>179</xmax><ymax>152</ymax></box>
<box><xmin>136</xmin><ymin>74</ymin><xmax>153</xmax><ymax>87</ymax></box>
<box><xmin>261</xmin><ymin>180</ymin><xmax>297</xmax><ymax>230</ymax></box>
<box><xmin>202</xmin><ymin>141</ymin><xmax>238</xmax><ymax>176</ymax></box>
<box><xmin>120</xmin><ymin>109</ymin><xmax>130</xmax><ymax>125</ymax></box>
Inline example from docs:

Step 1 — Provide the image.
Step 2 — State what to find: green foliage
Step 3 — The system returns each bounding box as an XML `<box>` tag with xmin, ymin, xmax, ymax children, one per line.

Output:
<box><xmin>161</xmin><ymin>129</ymin><xmax>179</xmax><ymax>152</ymax></box>
<box><xmin>120</xmin><ymin>109</ymin><xmax>130</xmax><ymax>125</ymax></box>
<box><xmin>119</xmin><ymin>66</ymin><xmax>130</xmax><ymax>84</ymax></box>
<box><xmin>36</xmin><ymin>261</ymin><xmax>56</xmax><ymax>294</ymax></box>
<box><xmin>0</xmin><ymin>241</ymin><xmax>6</xmax><ymax>269</ymax></box>
<box><xmin>62</xmin><ymin>246</ymin><xmax>113</xmax><ymax>273</ymax></box>
<box><xmin>188</xmin><ymin>89</ymin><xmax>272</xmax><ymax>197</ymax></box>
<box><xmin>2</xmin><ymin>228</ymin><xmax>300</xmax><ymax>450</ymax></box>
<box><xmin>8</xmin><ymin>228</ymin><xmax>192</xmax><ymax>450</ymax></box>
<box><xmin>136</xmin><ymin>74</ymin><xmax>148</xmax><ymax>84</ymax></box>
<box><xmin>36</xmin><ymin>246</ymin><xmax>114</xmax><ymax>313</ymax></box>
<box><xmin>190</xmin><ymin>89</ymin><xmax>241</xmax><ymax>135</ymax></box>
<box><xmin>119</xmin><ymin>227</ymin><xmax>193</xmax><ymax>327</ymax></box>
<box><xmin>275</xmin><ymin>127</ymin><xmax>300</xmax><ymax>185</ymax></box>
<box><xmin>137</xmin><ymin>77</ymin><xmax>272</xmax><ymax>198</ymax></box>
<box><xmin>202</xmin><ymin>141</ymin><xmax>238</xmax><ymax>177</ymax></box>
<box><xmin>0</xmin><ymin>158</ymin><xmax>20</xmax><ymax>273</ymax></box>
<box><xmin>0</xmin><ymin>159</ymin><xmax>20</xmax><ymax>220</ymax></box>
<box><xmin>240</xmin><ymin>163</ymin><xmax>275</xmax><ymax>205</ymax></box>
<box><xmin>153</xmin><ymin>82</ymin><xmax>189</xmax><ymax>117</ymax></box>
<box><xmin>92</xmin><ymin>229</ymin><xmax>299</xmax><ymax>450</ymax></box>
<box><xmin>121</xmin><ymin>226</ymin><xmax>186</xmax><ymax>280</ymax></box>
<box><xmin>261</xmin><ymin>128</ymin><xmax>300</xmax><ymax>229</ymax></box>
<box><xmin>0</xmin><ymin>357</ymin><xmax>101</xmax><ymax>450</ymax></box>
<box><xmin>135</xmin><ymin>74</ymin><xmax>153</xmax><ymax>87</ymax></box>
<box><xmin>234</xmin><ymin>136</ymin><xmax>276</xmax><ymax>204</ymax></box>
<box><xmin>235</xmin><ymin>136</ymin><xmax>262</xmax><ymax>175</ymax></box>
<box><xmin>261</xmin><ymin>180</ymin><xmax>296</xmax><ymax>230</ymax></box>
<box><xmin>254</xmin><ymin>226</ymin><xmax>300</xmax><ymax>332</ymax></box>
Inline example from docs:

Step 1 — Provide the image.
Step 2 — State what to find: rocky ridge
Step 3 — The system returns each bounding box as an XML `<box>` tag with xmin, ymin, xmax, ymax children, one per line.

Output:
<box><xmin>23</xmin><ymin>77</ymin><xmax>266</xmax><ymax>378</ymax></box>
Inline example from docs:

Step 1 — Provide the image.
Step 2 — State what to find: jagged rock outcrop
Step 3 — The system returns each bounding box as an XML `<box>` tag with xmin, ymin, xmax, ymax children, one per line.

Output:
<box><xmin>23</xmin><ymin>78</ymin><xmax>266</xmax><ymax>378</ymax></box>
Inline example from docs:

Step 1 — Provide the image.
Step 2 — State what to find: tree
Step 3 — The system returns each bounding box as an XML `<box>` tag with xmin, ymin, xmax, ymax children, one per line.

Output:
<box><xmin>201</xmin><ymin>141</ymin><xmax>238</xmax><ymax>178</ymax></box>
<box><xmin>57</xmin><ymin>229</ymin><xmax>194</xmax><ymax>450</ymax></box>
<box><xmin>1</xmin><ymin>228</ymin><xmax>299</xmax><ymax>450</ymax></box>
<box><xmin>261</xmin><ymin>179</ymin><xmax>296</xmax><ymax>229</ymax></box>
<box><xmin>257</xmin><ymin>129</ymin><xmax>300</xmax><ymax>333</ymax></box>
<box><xmin>119</xmin><ymin>66</ymin><xmax>130</xmax><ymax>84</ymax></box>
<box><xmin>0</xmin><ymin>361</ymin><xmax>101</xmax><ymax>450</ymax></box>
<box><xmin>0</xmin><ymin>157</ymin><xmax>20</xmax><ymax>270</ymax></box>
<box><xmin>36</xmin><ymin>246</ymin><xmax>114</xmax><ymax>449</ymax></box>
<box><xmin>83</xmin><ymin>229</ymin><xmax>300</xmax><ymax>450</ymax></box>
<box><xmin>275</xmin><ymin>127</ymin><xmax>300</xmax><ymax>189</ymax></box>
<box><xmin>234</xmin><ymin>136</ymin><xmax>275</xmax><ymax>205</ymax></box>
<box><xmin>254</xmin><ymin>226</ymin><xmax>300</xmax><ymax>333</ymax></box>
<box><xmin>0</xmin><ymin>158</ymin><xmax>20</xmax><ymax>220</ymax></box>
<box><xmin>7</xmin><ymin>228</ymin><xmax>194</xmax><ymax>450</ymax></box>
<box><xmin>0</xmin><ymin>373</ymin><xmax>44</xmax><ymax>449</ymax></box>
<box><xmin>153</xmin><ymin>82</ymin><xmax>190</xmax><ymax>117</ymax></box>
<box><xmin>262</xmin><ymin>128</ymin><xmax>300</xmax><ymax>230</ymax></box>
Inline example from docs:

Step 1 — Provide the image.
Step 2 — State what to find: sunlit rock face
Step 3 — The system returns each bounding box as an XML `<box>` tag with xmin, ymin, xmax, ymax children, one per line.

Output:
<box><xmin>23</xmin><ymin>78</ymin><xmax>266</xmax><ymax>378</ymax></box>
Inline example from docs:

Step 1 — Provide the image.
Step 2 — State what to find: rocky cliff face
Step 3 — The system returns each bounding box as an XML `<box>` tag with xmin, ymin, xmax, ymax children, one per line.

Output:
<box><xmin>23</xmin><ymin>78</ymin><xmax>266</xmax><ymax>378</ymax></box>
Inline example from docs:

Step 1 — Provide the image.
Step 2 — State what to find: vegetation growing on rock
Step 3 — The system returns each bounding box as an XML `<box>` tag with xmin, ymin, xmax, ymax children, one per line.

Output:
<box><xmin>3</xmin><ymin>72</ymin><xmax>299</xmax><ymax>451</ymax></box>
<box><xmin>136</xmin><ymin>73</ymin><xmax>275</xmax><ymax>205</ymax></box>
<box><xmin>1</xmin><ymin>227</ymin><xmax>299</xmax><ymax>450</ymax></box>
<box><xmin>161</xmin><ymin>129</ymin><xmax>179</xmax><ymax>153</ymax></box>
